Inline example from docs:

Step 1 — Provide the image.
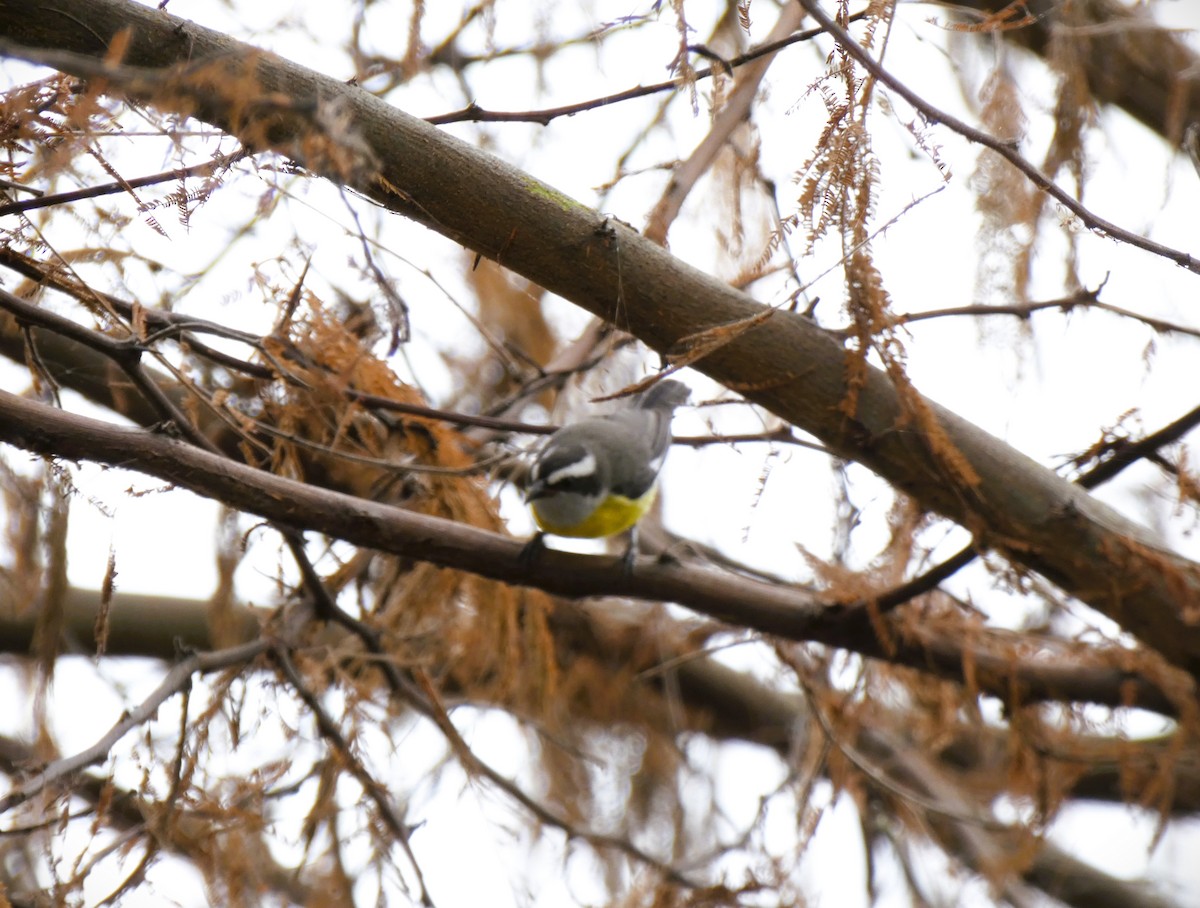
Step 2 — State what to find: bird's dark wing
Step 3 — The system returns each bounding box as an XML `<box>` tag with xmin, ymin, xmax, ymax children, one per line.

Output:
<box><xmin>601</xmin><ymin>407</ymin><xmax>674</xmax><ymax>500</ymax></box>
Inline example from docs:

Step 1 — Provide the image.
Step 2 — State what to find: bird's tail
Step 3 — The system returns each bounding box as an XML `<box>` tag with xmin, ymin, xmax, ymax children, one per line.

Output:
<box><xmin>637</xmin><ymin>379</ymin><xmax>690</xmax><ymax>411</ymax></box>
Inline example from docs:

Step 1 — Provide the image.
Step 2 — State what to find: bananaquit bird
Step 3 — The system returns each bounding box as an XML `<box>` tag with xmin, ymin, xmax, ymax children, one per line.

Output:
<box><xmin>523</xmin><ymin>380</ymin><xmax>689</xmax><ymax>563</ymax></box>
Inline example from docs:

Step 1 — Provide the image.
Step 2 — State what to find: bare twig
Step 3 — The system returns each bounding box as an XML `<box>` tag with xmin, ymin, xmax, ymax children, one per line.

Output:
<box><xmin>0</xmin><ymin>150</ymin><xmax>244</xmax><ymax>217</ymax></box>
<box><xmin>892</xmin><ymin>289</ymin><xmax>1200</xmax><ymax>341</ymax></box>
<box><xmin>425</xmin><ymin>11</ymin><xmax>868</xmax><ymax>126</ymax></box>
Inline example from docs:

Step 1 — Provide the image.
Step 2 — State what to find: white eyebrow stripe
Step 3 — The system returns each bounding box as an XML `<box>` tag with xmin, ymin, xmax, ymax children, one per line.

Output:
<box><xmin>545</xmin><ymin>452</ymin><xmax>597</xmax><ymax>485</ymax></box>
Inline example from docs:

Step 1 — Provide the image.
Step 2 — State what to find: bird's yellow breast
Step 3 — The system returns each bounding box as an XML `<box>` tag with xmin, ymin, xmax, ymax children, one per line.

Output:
<box><xmin>531</xmin><ymin>487</ymin><xmax>657</xmax><ymax>538</ymax></box>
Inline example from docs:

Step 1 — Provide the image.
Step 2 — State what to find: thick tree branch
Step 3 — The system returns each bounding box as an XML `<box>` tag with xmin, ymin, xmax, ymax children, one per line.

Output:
<box><xmin>0</xmin><ymin>584</ymin><xmax>260</xmax><ymax>657</ymax></box>
<box><xmin>5</xmin><ymin>584</ymin><xmax>1197</xmax><ymax>818</ymax></box>
<box><xmin>3</xmin><ymin>0</ymin><xmax>1200</xmax><ymax>676</ymax></box>
<box><xmin>0</xmin><ymin>388</ymin><xmax>1190</xmax><ymax>718</ymax></box>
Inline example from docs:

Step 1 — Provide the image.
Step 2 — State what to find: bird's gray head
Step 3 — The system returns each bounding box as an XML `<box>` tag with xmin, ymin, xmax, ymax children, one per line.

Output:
<box><xmin>524</xmin><ymin>440</ymin><xmax>608</xmax><ymax>505</ymax></box>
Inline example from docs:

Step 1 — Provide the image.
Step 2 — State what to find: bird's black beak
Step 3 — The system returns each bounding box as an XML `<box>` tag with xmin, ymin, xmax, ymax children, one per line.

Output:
<box><xmin>523</xmin><ymin>479</ymin><xmax>546</xmax><ymax>504</ymax></box>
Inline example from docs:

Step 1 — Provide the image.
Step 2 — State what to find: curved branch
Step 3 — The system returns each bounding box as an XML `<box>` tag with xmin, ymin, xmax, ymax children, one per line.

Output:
<box><xmin>0</xmin><ymin>388</ymin><xmax>1190</xmax><ymax>718</ymax></box>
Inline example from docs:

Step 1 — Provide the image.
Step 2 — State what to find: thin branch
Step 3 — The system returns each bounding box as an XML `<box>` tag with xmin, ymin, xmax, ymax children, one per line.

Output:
<box><xmin>269</xmin><ymin>643</ymin><xmax>435</xmax><ymax>907</ymax></box>
<box><xmin>425</xmin><ymin>11</ymin><xmax>869</xmax><ymax>126</ymax></box>
<box><xmin>1074</xmin><ymin>402</ymin><xmax>1200</xmax><ymax>488</ymax></box>
<box><xmin>794</xmin><ymin>671</ymin><xmax>1009</xmax><ymax>831</ymax></box>
<box><xmin>892</xmin><ymin>289</ymin><xmax>1200</xmax><ymax>341</ymax></box>
<box><xmin>0</xmin><ymin>247</ymin><xmax>283</xmax><ymax>380</ymax></box>
<box><xmin>0</xmin><ymin>287</ymin><xmax>220</xmax><ymax>453</ymax></box>
<box><xmin>645</xmin><ymin>2</ymin><xmax>807</xmax><ymax>245</ymax></box>
<box><xmin>794</xmin><ymin>0</ymin><xmax>1200</xmax><ymax>275</ymax></box>
<box><xmin>0</xmin><ymin>150</ymin><xmax>244</xmax><ymax>217</ymax></box>
<box><xmin>410</xmin><ymin>668</ymin><xmax>702</xmax><ymax>887</ymax></box>
<box><xmin>863</xmin><ymin>543</ymin><xmax>980</xmax><ymax>616</ymax></box>
<box><xmin>0</xmin><ymin>640</ymin><xmax>269</xmax><ymax>816</ymax></box>
<box><xmin>672</xmin><ymin>426</ymin><xmax>830</xmax><ymax>452</ymax></box>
